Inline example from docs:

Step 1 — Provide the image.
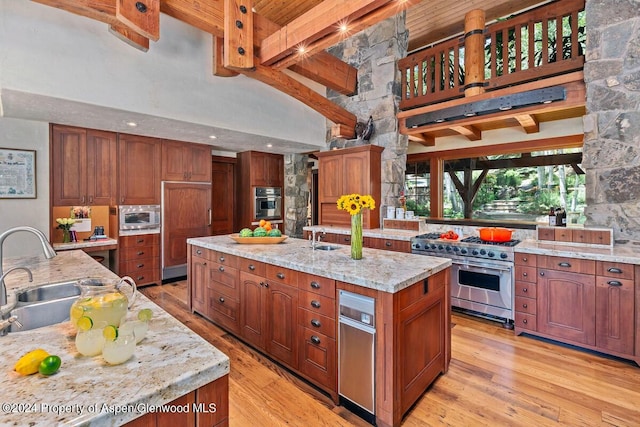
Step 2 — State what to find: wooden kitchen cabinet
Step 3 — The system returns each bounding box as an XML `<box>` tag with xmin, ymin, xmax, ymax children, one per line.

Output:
<box><xmin>249</xmin><ymin>151</ymin><xmax>284</xmax><ymax>187</ymax></box>
<box><xmin>161</xmin><ymin>139</ymin><xmax>212</xmax><ymax>182</ymax></box>
<box><xmin>208</xmin><ymin>254</ymin><xmax>240</xmax><ymax>334</ymax></box>
<box><xmin>118</xmin><ymin>133</ymin><xmax>161</xmax><ymax>205</ymax></box>
<box><xmin>119</xmin><ymin>234</ymin><xmax>160</xmax><ymax>286</ymax></box>
<box><xmin>514</xmin><ymin>254</ymin><xmax>537</xmax><ymax>332</ymax></box>
<box><xmin>364</xmin><ymin>237</ymin><xmax>411</xmax><ymax>253</ymax></box>
<box><xmin>51</xmin><ymin>124</ymin><xmax>117</xmax><ymax>206</ymax></box>
<box><xmin>190</xmin><ymin>246</ymin><xmax>211</xmax><ymax>318</ymax></box>
<box><xmin>595</xmin><ymin>262</ymin><xmax>635</xmax><ymax>354</ymax></box>
<box><xmin>317</xmin><ymin>145</ymin><xmax>383</xmax><ymax>229</ymax></box>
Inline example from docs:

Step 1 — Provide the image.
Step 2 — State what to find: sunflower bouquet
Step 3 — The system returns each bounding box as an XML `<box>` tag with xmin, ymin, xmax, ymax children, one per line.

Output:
<box><xmin>336</xmin><ymin>194</ymin><xmax>376</xmax><ymax>215</ymax></box>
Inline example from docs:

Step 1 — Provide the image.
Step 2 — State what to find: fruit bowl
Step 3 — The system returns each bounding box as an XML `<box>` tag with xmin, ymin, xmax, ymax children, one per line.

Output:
<box><xmin>229</xmin><ymin>234</ymin><xmax>288</xmax><ymax>244</ymax></box>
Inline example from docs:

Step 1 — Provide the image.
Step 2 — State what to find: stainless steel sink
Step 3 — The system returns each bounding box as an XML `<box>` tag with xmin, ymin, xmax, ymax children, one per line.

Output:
<box><xmin>314</xmin><ymin>245</ymin><xmax>341</xmax><ymax>251</ymax></box>
<box><xmin>16</xmin><ymin>280</ymin><xmax>80</xmax><ymax>303</ymax></box>
<box><xmin>9</xmin><ymin>296</ymin><xmax>76</xmax><ymax>332</ymax></box>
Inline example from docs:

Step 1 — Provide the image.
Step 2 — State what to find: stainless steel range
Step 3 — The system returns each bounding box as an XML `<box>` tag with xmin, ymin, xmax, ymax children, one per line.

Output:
<box><xmin>411</xmin><ymin>232</ymin><xmax>520</xmax><ymax>327</ymax></box>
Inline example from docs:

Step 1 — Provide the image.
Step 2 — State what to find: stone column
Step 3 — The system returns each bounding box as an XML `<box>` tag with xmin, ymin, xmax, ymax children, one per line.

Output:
<box><xmin>583</xmin><ymin>0</ymin><xmax>640</xmax><ymax>240</ymax></box>
<box><xmin>326</xmin><ymin>13</ymin><xmax>409</xmax><ymax>216</ymax></box>
<box><xmin>283</xmin><ymin>153</ymin><xmax>309</xmax><ymax>238</ymax></box>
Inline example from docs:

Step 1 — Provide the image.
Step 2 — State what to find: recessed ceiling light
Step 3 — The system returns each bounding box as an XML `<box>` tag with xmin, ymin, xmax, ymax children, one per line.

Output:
<box><xmin>209</xmin><ymin>135</ymin><xmax>217</xmax><ymax>139</ymax></box>
<box><xmin>266</xmin><ymin>144</ymin><xmax>273</xmax><ymax>148</ymax></box>
<box><xmin>126</xmin><ymin>121</ymin><xmax>137</xmax><ymax>127</ymax></box>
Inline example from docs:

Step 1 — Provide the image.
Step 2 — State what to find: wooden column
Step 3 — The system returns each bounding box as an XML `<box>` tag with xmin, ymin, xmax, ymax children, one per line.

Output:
<box><xmin>430</xmin><ymin>157</ymin><xmax>443</xmax><ymax>218</ymax></box>
<box><xmin>463</xmin><ymin>9</ymin><xmax>486</xmax><ymax>97</ymax></box>
<box><xmin>224</xmin><ymin>0</ymin><xmax>254</xmax><ymax>70</ymax></box>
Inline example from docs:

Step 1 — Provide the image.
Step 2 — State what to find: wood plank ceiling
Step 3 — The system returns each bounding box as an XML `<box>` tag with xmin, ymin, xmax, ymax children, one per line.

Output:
<box><xmin>31</xmin><ymin>0</ymin><xmax>561</xmax><ymax>142</ymax></box>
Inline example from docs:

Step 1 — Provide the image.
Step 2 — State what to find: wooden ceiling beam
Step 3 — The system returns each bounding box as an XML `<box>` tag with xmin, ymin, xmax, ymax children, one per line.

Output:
<box><xmin>223</xmin><ymin>0</ymin><xmax>254</xmax><ymax>70</ymax></box>
<box><xmin>160</xmin><ymin>0</ymin><xmax>225</xmax><ymax>37</ymax></box>
<box><xmin>260</xmin><ymin>0</ymin><xmax>390</xmax><ymax>66</ymax></box>
<box><xmin>450</xmin><ymin>125</ymin><xmax>482</xmax><ymax>141</ymax></box>
<box><xmin>31</xmin><ymin>0</ymin><xmax>118</xmax><ymax>25</ymax></box>
<box><xmin>237</xmin><ymin>63</ymin><xmax>357</xmax><ymax>129</ymax></box>
<box><xmin>514</xmin><ymin>114</ymin><xmax>540</xmax><ymax>133</ymax></box>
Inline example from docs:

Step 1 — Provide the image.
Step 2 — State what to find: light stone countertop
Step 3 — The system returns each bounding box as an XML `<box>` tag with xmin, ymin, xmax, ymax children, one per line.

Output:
<box><xmin>0</xmin><ymin>250</ymin><xmax>229</xmax><ymax>427</ymax></box>
<box><xmin>53</xmin><ymin>238</ymin><xmax>118</xmax><ymax>251</ymax></box>
<box><xmin>303</xmin><ymin>225</ymin><xmax>423</xmax><ymax>241</ymax></box>
<box><xmin>188</xmin><ymin>235</ymin><xmax>451</xmax><ymax>293</ymax></box>
<box><xmin>515</xmin><ymin>239</ymin><xmax>640</xmax><ymax>264</ymax></box>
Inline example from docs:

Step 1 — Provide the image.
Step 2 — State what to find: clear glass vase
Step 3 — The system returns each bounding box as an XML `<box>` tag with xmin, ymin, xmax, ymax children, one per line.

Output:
<box><xmin>351</xmin><ymin>212</ymin><xmax>363</xmax><ymax>260</ymax></box>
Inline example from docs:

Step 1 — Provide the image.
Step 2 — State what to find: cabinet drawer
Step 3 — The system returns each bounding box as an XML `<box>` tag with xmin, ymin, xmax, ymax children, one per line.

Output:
<box><xmin>297</xmin><ymin>272</ymin><xmax>335</xmax><ymax>299</ymax></box>
<box><xmin>191</xmin><ymin>246</ymin><xmax>212</xmax><ymax>260</ymax></box>
<box><xmin>515</xmin><ymin>312</ymin><xmax>537</xmax><ymax>331</ymax></box>
<box><xmin>210</xmin><ymin>264</ymin><xmax>239</xmax><ymax>298</ymax></box>
<box><xmin>596</xmin><ymin>276</ymin><xmax>634</xmax><ymax>291</ymax></box>
<box><xmin>121</xmin><ymin>245</ymin><xmax>159</xmax><ymax>261</ymax></box>
<box><xmin>515</xmin><ymin>253</ymin><xmax>537</xmax><ymax>267</ymax></box>
<box><xmin>208</xmin><ymin>289</ymin><xmax>240</xmax><ymax>334</ymax></box>
<box><xmin>121</xmin><ymin>257</ymin><xmax>160</xmax><ymax>273</ymax></box>
<box><xmin>212</xmin><ymin>252</ymin><xmax>237</xmax><ymax>268</ymax></box>
<box><xmin>120</xmin><ymin>234</ymin><xmax>160</xmax><ymax>248</ymax></box>
<box><xmin>537</xmin><ymin>227</ymin><xmax>555</xmax><ymax>241</ymax></box>
<box><xmin>573</xmin><ymin>229</ymin><xmax>611</xmax><ymax>245</ymax></box>
<box><xmin>121</xmin><ymin>267</ymin><xmax>159</xmax><ymax>285</ymax></box>
<box><xmin>297</xmin><ymin>326</ymin><xmax>337</xmax><ymax>392</ymax></box>
<box><xmin>265</xmin><ymin>264</ymin><xmax>298</xmax><ymax>287</ymax></box>
<box><xmin>515</xmin><ymin>281</ymin><xmax>537</xmax><ymax>298</ymax></box>
<box><xmin>538</xmin><ymin>256</ymin><xmax>595</xmax><ymax>274</ymax></box>
<box><xmin>515</xmin><ymin>296</ymin><xmax>536</xmax><ymax>315</ymax></box>
<box><xmin>554</xmin><ymin>228</ymin><xmax>573</xmax><ymax>242</ymax></box>
<box><xmin>297</xmin><ymin>308</ymin><xmax>336</xmax><ymax>339</ymax></box>
<box><xmin>238</xmin><ymin>258</ymin><xmax>265</xmax><ymax>276</ymax></box>
<box><xmin>299</xmin><ymin>290</ymin><xmax>336</xmax><ymax>319</ymax></box>
<box><xmin>515</xmin><ymin>266</ymin><xmax>536</xmax><ymax>283</ymax></box>
<box><xmin>596</xmin><ymin>261</ymin><xmax>634</xmax><ymax>280</ymax></box>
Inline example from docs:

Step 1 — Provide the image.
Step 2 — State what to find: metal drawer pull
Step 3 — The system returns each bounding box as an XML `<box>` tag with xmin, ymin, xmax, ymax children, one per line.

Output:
<box><xmin>539</xmin><ymin>272</ymin><xmax>545</xmax><ymax>276</ymax></box>
<box><xmin>137</xmin><ymin>239</ymin><xmax>144</xmax><ymax>243</ymax></box>
<box><xmin>385</xmin><ymin>241</ymin><xmax>392</xmax><ymax>247</ymax></box>
<box><xmin>137</xmin><ymin>276</ymin><xmax>144</xmax><ymax>280</ymax></box>
<box><xmin>277</xmin><ymin>273</ymin><xmax>285</xmax><ymax>280</ymax></box>
<box><xmin>558</xmin><ymin>262</ymin><xmax>572</xmax><ymax>268</ymax></box>
<box><xmin>522</xmin><ymin>303</ymin><xmax>528</xmax><ymax>309</ymax></box>
<box><xmin>137</xmin><ymin>264</ymin><xmax>144</xmax><ymax>268</ymax></box>
<box><xmin>311</xmin><ymin>319</ymin><xmax>321</xmax><ymax>328</ymax></box>
<box><xmin>219</xmin><ymin>297</ymin><xmax>225</xmax><ymax>303</ymax></box>
<box><xmin>219</xmin><ymin>256</ymin><xmax>225</xmax><ymax>262</ymax></box>
<box><xmin>264</xmin><ymin>282</ymin><xmax>269</xmax><ymax>288</ymax></box>
<box><xmin>522</xmin><ymin>288</ymin><xmax>528</xmax><ymax>293</ymax></box>
<box><xmin>202</xmin><ymin>262</ymin><xmax>207</xmax><ymax>266</ymax></box>
<box><xmin>219</xmin><ymin>266</ymin><xmax>224</xmax><ymax>272</ymax></box>
<box><xmin>196</xmin><ymin>249</ymin><xmax>202</xmax><ymax>255</ymax></box>
<box><xmin>310</xmin><ymin>281</ymin><xmax>320</xmax><ymax>289</ymax></box>
<box><xmin>137</xmin><ymin>251</ymin><xmax>144</xmax><ymax>256</ymax></box>
<box><xmin>311</xmin><ymin>300</ymin><xmax>321</xmax><ymax>308</ymax></box>
<box><xmin>607</xmin><ymin>280</ymin><xmax>623</xmax><ymax>287</ymax></box>
<box><xmin>522</xmin><ymin>272</ymin><xmax>528</xmax><ymax>277</ymax></box>
<box><xmin>523</xmin><ymin>319</ymin><xmax>528</xmax><ymax>324</ymax></box>
<box><xmin>522</xmin><ymin>257</ymin><xmax>528</xmax><ymax>262</ymax></box>
<box><xmin>249</xmin><ymin>264</ymin><xmax>255</xmax><ymax>271</ymax></box>
<box><xmin>311</xmin><ymin>336</ymin><xmax>321</xmax><ymax>345</ymax></box>
<box><xmin>607</xmin><ymin>267</ymin><xmax>623</xmax><ymax>274</ymax></box>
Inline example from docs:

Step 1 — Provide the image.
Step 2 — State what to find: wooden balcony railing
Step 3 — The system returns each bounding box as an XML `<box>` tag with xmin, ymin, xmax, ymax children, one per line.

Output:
<box><xmin>399</xmin><ymin>0</ymin><xmax>585</xmax><ymax>111</ymax></box>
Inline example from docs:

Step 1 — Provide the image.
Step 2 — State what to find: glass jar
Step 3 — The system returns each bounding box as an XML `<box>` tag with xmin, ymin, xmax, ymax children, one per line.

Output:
<box><xmin>70</xmin><ymin>276</ymin><xmax>137</xmax><ymax>330</ymax></box>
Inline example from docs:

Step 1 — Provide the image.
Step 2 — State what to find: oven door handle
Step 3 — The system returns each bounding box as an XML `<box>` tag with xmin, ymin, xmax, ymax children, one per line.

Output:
<box><xmin>456</xmin><ymin>261</ymin><xmax>512</xmax><ymax>273</ymax></box>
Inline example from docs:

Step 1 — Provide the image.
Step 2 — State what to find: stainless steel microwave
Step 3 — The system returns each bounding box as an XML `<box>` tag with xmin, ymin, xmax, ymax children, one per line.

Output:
<box><xmin>254</xmin><ymin>187</ymin><xmax>282</xmax><ymax>220</ymax></box>
<box><xmin>119</xmin><ymin>205</ymin><xmax>161</xmax><ymax>231</ymax></box>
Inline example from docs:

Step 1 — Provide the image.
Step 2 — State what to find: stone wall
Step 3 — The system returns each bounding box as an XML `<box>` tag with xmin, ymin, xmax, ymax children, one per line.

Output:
<box><xmin>284</xmin><ymin>153</ymin><xmax>310</xmax><ymax>238</ymax></box>
<box><xmin>583</xmin><ymin>0</ymin><xmax>640</xmax><ymax>240</ymax></box>
<box><xmin>326</xmin><ymin>14</ymin><xmax>409</xmax><ymax>216</ymax></box>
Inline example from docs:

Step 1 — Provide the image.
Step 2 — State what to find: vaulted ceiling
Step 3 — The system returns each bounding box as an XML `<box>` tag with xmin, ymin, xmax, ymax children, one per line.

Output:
<box><xmin>24</xmin><ymin>0</ymin><xmax>554</xmax><ymax>150</ymax></box>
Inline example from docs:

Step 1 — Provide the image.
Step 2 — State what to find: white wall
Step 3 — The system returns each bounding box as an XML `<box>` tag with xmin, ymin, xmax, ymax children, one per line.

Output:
<box><xmin>0</xmin><ymin>117</ymin><xmax>50</xmax><ymax>258</ymax></box>
<box><xmin>0</xmin><ymin>0</ymin><xmax>326</xmax><ymax>147</ymax></box>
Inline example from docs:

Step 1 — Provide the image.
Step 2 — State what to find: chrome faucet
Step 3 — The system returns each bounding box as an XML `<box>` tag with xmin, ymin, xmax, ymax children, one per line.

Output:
<box><xmin>0</xmin><ymin>226</ymin><xmax>56</xmax><ymax>281</ymax></box>
<box><xmin>0</xmin><ymin>266</ymin><xmax>33</xmax><ymax>335</ymax></box>
<box><xmin>310</xmin><ymin>229</ymin><xmax>325</xmax><ymax>249</ymax></box>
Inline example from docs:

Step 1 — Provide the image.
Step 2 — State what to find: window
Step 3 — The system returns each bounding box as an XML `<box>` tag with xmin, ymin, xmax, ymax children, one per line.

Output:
<box><xmin>406</xmin><ymin>148</ymin><xmax>586</xmax><ymax>225</ymax></box>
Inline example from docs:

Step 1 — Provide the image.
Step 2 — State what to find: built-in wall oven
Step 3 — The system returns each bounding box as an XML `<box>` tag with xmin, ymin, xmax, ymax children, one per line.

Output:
<box><xmin>411</xmin><ymin>233</ymin><xmax>517</xmax><ymax>327</ymax></box>
<box><xmin>254</xmin><ymin>187</ymin><xmax>282</xmax><ymax>220</ymax></box>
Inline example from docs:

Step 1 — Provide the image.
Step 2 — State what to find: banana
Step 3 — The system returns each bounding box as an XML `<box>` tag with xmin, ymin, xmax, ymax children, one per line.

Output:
<box><xmin>14</xmin><ymin>349</ymin><xmax>50</xmax><ymax>375</ymax></box>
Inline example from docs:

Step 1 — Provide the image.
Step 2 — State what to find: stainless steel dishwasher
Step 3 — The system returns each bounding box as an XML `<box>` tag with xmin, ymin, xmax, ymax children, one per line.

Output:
<box><xmin>338</xmin><ymin>290</ymin><xmax>376</xmax><ymax>424</ymax></box>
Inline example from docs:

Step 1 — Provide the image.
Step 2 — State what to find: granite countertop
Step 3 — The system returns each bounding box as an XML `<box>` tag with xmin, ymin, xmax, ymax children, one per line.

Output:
<box><xmin>53</xmin><ymin>238</ymin><xmax>118</xmax><ymax>251</ymax></box>
<box><xmin>188</xmin><ymin>235</ymin><xmax>451</xmax><ymax>293</ymax></box>
<box><xmin>516</xmin><ymin>239</ymin><xmax>640</xmax><ymax>264</ymax></box>
<box><xmin>0</xmin><ymin>250</ymin><xmax>229</xmax><ymax>427</ymax></box>
<box><xmin>303</xmin><ymin>225</ymin><xmax>422</xmax><ymax>241</ymax></box>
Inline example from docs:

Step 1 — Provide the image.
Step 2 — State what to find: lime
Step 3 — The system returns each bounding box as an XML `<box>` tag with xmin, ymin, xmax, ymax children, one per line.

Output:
<box><xmin>137</xmin><ymin>308</ymin><xmax>153</xmax><ymax>322</ymax></box>
<box><xmin>103</xmin><ymin>325</ymin><xmax>118</xmax><ymax>341</ymax></box>
<box><xmin>38</xmin><ymin>355</ymin><xmax>62</xmax><ymax>376</ymax></box>
<box><xmin>77</xmin><ymin>316</ymin><xmax>93</xmax><ymax>331</ymax></box>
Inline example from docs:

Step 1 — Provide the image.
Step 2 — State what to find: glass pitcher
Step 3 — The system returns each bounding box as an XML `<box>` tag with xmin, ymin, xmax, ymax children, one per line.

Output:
<box><xmin>69</xmin><ymin>276</ymin><xmax>137</xmax><ymax>330</ymax></box>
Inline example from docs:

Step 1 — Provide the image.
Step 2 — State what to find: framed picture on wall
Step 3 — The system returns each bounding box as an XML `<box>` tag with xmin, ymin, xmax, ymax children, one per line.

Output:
<box><xmin>0</xmin><ymin>148</ymin><xmax>36</xmax><ymax>198</ymax></box>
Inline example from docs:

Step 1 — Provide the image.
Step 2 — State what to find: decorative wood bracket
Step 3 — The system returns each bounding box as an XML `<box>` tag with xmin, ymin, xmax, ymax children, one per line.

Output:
<box><xmin>212</xmin><ymin>36</ymin><xmax>239</xmax><ymax>77</ymax></box>
<box><xmin>116</xmin><ymin>0</ymin><xmax>159</xmax><ymax>41</ymax></box>
<box><xmin>223</xmin><ymin>0</ymin><xmax>254</xmax><ymax>70</ymax></box>
<box><xmin>108</xmin><ymin>24</ymin><xmax>150</xmax><ymax>51</ymax></box>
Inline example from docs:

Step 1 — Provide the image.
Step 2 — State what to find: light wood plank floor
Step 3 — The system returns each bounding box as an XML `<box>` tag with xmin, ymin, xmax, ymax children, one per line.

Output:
<box><xmin>141</xmin><ymin>281</ymin><xmax>640</xmax><ymax>427</ymax></box>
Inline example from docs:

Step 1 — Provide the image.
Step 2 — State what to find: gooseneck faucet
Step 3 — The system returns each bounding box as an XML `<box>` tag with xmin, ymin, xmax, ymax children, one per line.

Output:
<box><xmin>0</xmin><ymin>266</ymin><xmax>33</xmax><ymax>335</ymax></box>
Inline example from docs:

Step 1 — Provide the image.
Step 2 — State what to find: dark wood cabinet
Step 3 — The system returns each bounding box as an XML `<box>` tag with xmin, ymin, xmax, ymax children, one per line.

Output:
<box><xmin>208</xmin><ymin>254</ymin><xmax>240</xmax><ymax>334</ymax></box>
<box><xmin>118</xmin><ymin>134</ymin><xmax>161</xmax><ymax>205</ymax></box>
<box><xmin>119</xmin><ymin>234</ymin><xmax>160</xmax><ymax>286</ymax></box>
<box><xmin>364</xmin><ymin>237</ymin><xmax>411</xmax><ymax>253</ymax></box>
<box><xmin>51</xmin><ymin>125</ymin><xmax>117</xmax><ymax>206</ymax></box>
<box><xmin>595</xmin><ymin>262</ymin><xmax>635</xmax><ymax>354</ymax></box>
<box><xmin>161</xmin><ymin>139</ymin><xmax>212</xmax><ymax>182</ymax></box>
<box><xmin>249</xmin><ymin>151</ymin><xmax>284</xmax><ymax>187</ymax></box>
<box><xmin>190</xmin><ymin>247</ymin><xmax>210</xmax><ymax>317</ymax></box>
<box><xmin>239</xmin><ymin>271</ymin><xmax>266</xmax><ymax>349</ymax></box>
<box><xmin>211</xmin><ymin>158</ymin><xmax>236</xmax><ymax>235</ymax></box>
<box><xmin>317</xmin><ymin>145</ymin><xmax>383</xmax><ymax>229</ymax></box>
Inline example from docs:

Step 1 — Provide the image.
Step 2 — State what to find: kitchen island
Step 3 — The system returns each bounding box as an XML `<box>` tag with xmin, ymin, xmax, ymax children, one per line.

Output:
<box><xmin>187</xmin><ymin>235</ymin><xmax>451</xmax><ymax>427</ymax></box>
<box><xmin>0</xmin><ymin>250</ymin><xmax>229</xmax><ymax>426</ymax></box>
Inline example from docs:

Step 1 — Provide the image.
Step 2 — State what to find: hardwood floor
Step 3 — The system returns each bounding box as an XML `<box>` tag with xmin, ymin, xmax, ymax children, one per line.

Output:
<box><xmin>141</xmin><ymin>281</ymin><xmax>640</xmax><ymax>427</ymax></box>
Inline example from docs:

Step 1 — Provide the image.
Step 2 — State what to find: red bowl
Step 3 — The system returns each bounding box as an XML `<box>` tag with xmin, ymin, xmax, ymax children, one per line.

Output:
<box><xmin>478</xmin><ymin>227</ymin><xmax>513</xmax><ymax>242</ymax></box>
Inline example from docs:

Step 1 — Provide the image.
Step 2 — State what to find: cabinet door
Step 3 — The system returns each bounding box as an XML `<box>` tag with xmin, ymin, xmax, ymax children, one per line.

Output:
<box><xmin>161</xmin><ymin>140</ymin><xmax>188</xmax><ymax>181</ymax></box>
<box><xmin>537</xmin><ymin>269</ymin><xmax>596</xmax><ymax>345</ymax></box>
<box><xmin>264</xmin><ymin>280</ymin><xmax>298</xmax><ymax>368</ymax></box>
<box><xmin>264</xmin><ymin>153</ymin><xmax>283</xmax><ymax>187</ymax></box>
<box><xmin>595</xmin><ymin>276</ymin><xmax>635</xmax><ymax>354</ymax></box>
<box><xmin>189</xmin><ymin>143</ymin><xmax>212</xmax><ymax>182</ymax></box>
<box><xmin>51</xmin><ymin>125</ymin><xmax>87</xmax><ymax>206</ymax></box>
<box><xmin>86</xmin><ymin>130</ymin><xmax>117</xmax><ymax>205</ymax></box>
<box><xmin>342</xmin><ymin>151</ymin><xmax>370</xmax><ymax>195</ymax></box>
<box><xmin>118</xmin><ymin>134</ymin><xmax>161</xmax><ymax>205</ymax></box>
<box><xmin>211</xmin><ymin>161</ymin><xmax>235</xmax><ymax>235</ymax></box>
<box><xmin>318</xmin><ymin>155</ymin><xmax>342</xmax><ymax>203</ymax></box>
<box><xmin>251</xmin><ymin>152</ymin><xmax>269</xmax><ymax>187</ymax></box>
<box><xmin>191</xmin><ymin>255</ymin><xmax>210</xmax><ymax>316</ymax></box>
<box><xmin>240</xmin><ymin>271</ymin><xmax>266</xmax><ymax>349</ymax></box>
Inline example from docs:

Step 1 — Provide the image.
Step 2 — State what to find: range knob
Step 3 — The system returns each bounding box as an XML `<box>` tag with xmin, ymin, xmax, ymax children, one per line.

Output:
<box><xmin>453</xmin><ymin>247</ymin><xmax>460</xmax><ymax>252</ymax></box>
<box><xmin>414</xmin><ymin>243</ymin><xmax>421</xmax><ymax>249</ymax></box>
<box><xmin>460</xmin><ymin>248</ymin><xmax>468</xmax><ymax>254</ymax></box>
<box><xmin>500</xmin><ymin>253</ymin><xmax>508</xmax><ymax>259</ymax></box>
<box><xmin>446</xmin><ymin>246</ymin><xmax>452</xmax><ymax>251</ymax></box>
<box><xmin>488</xmin><ymin>251</ymin><xmax>495</xmax><ymax>257</ymax></box>
<box><xmin>438</xmin><ymin>245</ymin><xmax>444</xmax><ymax>250</ymax></box>
<box><xmin>472</xmin><ymin>249</ymin><xmax>479</xmax><ymax>256</ymax></box>
<box><xmin>430</xmin><ymin>244</ymin><xmax>437</xmax><ymax>249</ymax></box>
<box><xmin>480</xmin><ymin>249</ymin><xmax>487</xmax><ymax>255</ymax></box>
